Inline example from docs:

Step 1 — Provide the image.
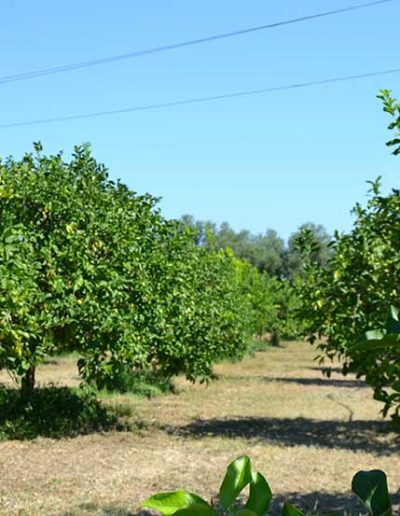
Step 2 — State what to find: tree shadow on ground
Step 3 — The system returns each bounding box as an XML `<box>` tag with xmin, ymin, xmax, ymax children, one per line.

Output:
<box><xmin>167</xmin><ymin>417</ymin><xmax>399</xmax><ymax>455</ymax></box>
<box><xmin>0</xmin><ymin>384</ymin><xmax>128</xmax><ymax>440</ymax></box>
<box><xmin>270</xmin><ymin>377</ymin><xmax>368</xmax><ymax>388</ymax></box>
<box><xmin>221</xmin><ymin>374</ymin><xmax>368</xmax><ymax>388</ymax></box>
<box><xmin>64</xmin><ymin>505</ymin><xmax>163</xmax><ymax>516</ymax></box>
<box><xmin>309</xmin><ymin>366</ymin><xmax>344</xmax><ymax>375</ymax></box>
<box><xmin>64</xmin><ymin>503</ymin><xmax>136</xmax><ymax>515</ymax></box>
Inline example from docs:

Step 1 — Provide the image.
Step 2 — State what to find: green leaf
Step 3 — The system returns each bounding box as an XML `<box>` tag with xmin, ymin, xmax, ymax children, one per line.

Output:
<box><xmin>352</xmin><ymin>334</ymin><xmax>400</xmax><ymax>352</ymax></box>
<box><xmin>245</xmin><ymin>471</ymin><xmax>272</xmax><ymax>515</ymax></box>
<box><xmin>363</xmin><ymin>329</ymin><xmax>387</xmax><ymax>341</ymax></box>
<box><xmin>352</xmin><ymin>470</ymin><xmax>392</xmax><ymax>516</ymax></box>
<box><xmin>281</xmin><ymin>501</ymin><xmax>305</xmax><ymax>515</ymax></box>
<box><xmin>174</xmin><ymin>503</ymin><xmax>217</xmax><ymax>515</ymax></box>
<box><xmin>141</xmin><ymin>490</ymin><xmax>211</xmax><ymax>515</ymax></box>
<box><xmin>219</xmin><ymin>455</ymin><xmax>252</xmax><ymax>510</ymax></box>
<box><xmin>236</xmin><ymin>510</ymin><xmax>258</xmax><ymax>516</ymax></box>
<box><xmin>386</xmin><ymin>306</ymin><xmax>400</xmax><ymax>334</ymax></box>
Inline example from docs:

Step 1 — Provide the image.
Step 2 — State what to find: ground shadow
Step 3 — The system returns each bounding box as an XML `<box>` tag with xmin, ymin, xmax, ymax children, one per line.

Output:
<box><xmin>64</xmin><ymin>505</ymin><xmax>162</xmax><ymax>516</ymax></box>
<box><xmin>221</xmin><ymin>374</ymin><xmax>368</xmax><ymax>388</ymax></box>
<box><xmin>270</xmin><ymin>376</ymin><xmax>368</xmax><ymax>388</ymax></box>
<box><xmin>0</xmin><ymin>384</ymin><xmax>126</xmax><ymax>440</ymax></box>
<box><xmin>168</xmin><ymin>416</ymin><xmax>399</xmax><ymax>455</ymax></box>
<box><xmin>309</xmin><ymin>366</ymin><xmax>344</xmax><ymax>375</ymax></box>
<box><xmin>64</xmin><ymin>503</ymin><xmax>136</xmax><ymax>515</ymax></box>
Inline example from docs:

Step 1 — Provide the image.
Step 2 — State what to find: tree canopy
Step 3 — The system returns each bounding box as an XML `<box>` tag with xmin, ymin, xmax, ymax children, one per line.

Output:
<box><xmin>295</xmin><ymin>91</ymin><xmax>400</xmax><ymax>423</ymax></box>
<box><xmin>0</xmin><ymin>143</ymin><xmax>299</xmax><ymax>395</ymax></box>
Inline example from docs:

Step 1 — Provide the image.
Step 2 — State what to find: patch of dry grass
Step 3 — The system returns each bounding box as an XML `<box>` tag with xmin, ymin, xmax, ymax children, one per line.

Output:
<box><xmin>0</xmin><ymin>342</ymin><xmax>399</xmax><ymax>515</ymax></box>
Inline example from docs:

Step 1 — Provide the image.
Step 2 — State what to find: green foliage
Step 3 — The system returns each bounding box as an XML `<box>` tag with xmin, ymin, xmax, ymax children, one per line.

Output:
<box><xmin>245</xmin><ymin>472</ymin><xmax>272</xmax><ymax>515</ymax></box>
<box><xmin>141</xmin><ymin>455</ymin><xmax>394</xmax><ymax>515</ymax></box>
<box><xmin>180</xmin><ymin>217</ymin><xmax>286</xmax><ymax>276</ymax></box>
<box><xmin>295</xmin><ymin>91</ymin><xmax>400</xmax><ymax>424</ymax></box>
<box><xmin>142</xmin><ymin>456</ymin><xmax>279</xmax><ymax>516</ymax></box>
<box><xmin>0</xmin><ymin>385</ymin><xmax>117</xmax><ymax>440</ymax></box>
<box><xmin>351</xmin><ymin>306</ymin><xmax>400</xmax><ymax>423</ymax></box>
<box><xmin>141</xmin><ymin>490</ymin><xmax>212</xmax><ymax>515</ymax></box>
<box><xmin>378</xmin><ymin>89</ymin><xmax>400</xmax><ymax>155</ymax></box>
<box><xmin>0</xmin><ymin>143</ymin><xmax>283</xmax><ymax>394</ymax></box>
<box><xmin>181</xmin><ymin>216</ymin><xmax>324</xmax><ymax>340</ymax></box>
<box><xmin>219</xmin><ymin>455</ymin><xmax>253</xmax><ymax>510</ymax></box>
<box><xmin>281</xmin><ymin>503</ymin><xmax>304</xmax><ymax>516</ymax></box>
<box><xmin>270</xmin><ymin>279</ymin><xmax>304</xmax><ymax>340</ymax></box>
<box><xmin>352</xmin><ymin>470</ymin><xmax>393</xmax><ymax>516</ymax></box>
<box><xmin>181</xmin><ymin>216</ymin><xmax>305</xmax><ymax>340</ymax></box>
<box><xmin>180</xmin><ymin>216</ymin><xmax>332</xmax><ymax>281</ymax></box>
<box><xmin>287</xmin><ymin>223</ymin><xmax>332</xmax><ymax>277</ymax></box>
<box><xmin>0</xmin><ymin>143</ymin><xmax>174</xmax><ymax>391</ymax></box>
<box><xmin>97</xmin><ymin>368</ymin><xmax>173</xmax><ymax>397</ymax></box>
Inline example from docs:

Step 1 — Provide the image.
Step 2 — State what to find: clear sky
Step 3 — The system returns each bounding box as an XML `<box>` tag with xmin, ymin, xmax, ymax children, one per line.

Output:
<box><xmin>1</xmin><ymin>0</ymin><xmax>399</xmax><ymax>241</ymax></box>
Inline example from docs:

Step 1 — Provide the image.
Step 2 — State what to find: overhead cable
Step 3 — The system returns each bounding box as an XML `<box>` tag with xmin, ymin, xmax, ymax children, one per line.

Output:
<box><xmin>0</xmin><ymin>0</ymin><xmax>392</xmax><ymax>85</ymax></box>
<box><xmin>2</xmin><ymin>66</ymin><xmax>399</xmax><ymax>128</ymax></box>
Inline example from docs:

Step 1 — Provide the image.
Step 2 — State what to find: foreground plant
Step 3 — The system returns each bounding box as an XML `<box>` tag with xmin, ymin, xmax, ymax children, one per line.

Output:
<box><xmin>141</xmin><ymin>456</ymin><xmax>393</xmax><ymax>515</ymax></box>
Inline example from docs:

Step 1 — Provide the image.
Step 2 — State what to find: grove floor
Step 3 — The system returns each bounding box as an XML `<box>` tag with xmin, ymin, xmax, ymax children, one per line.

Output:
<box><xmin>0</xmin><ymin>342</ymin><xmax>399</xmax><ymax>515</ymax></box>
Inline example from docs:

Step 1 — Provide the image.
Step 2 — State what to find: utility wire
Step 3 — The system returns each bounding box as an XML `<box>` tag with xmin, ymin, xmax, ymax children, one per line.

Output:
<box><xmin>0</xmin><ymin>0</ymin><xmax>392</xmax><ymax>86</ymax></box>
<box><xmin>2</xmin><ymin>66</ymin><xmax>399</xmax><ymax>128</ymax></box>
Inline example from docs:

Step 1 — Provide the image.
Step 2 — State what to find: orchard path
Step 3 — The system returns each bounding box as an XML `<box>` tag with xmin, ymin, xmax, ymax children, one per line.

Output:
<box><xmin>0</xmin><ymin>341</ymin><xmax>399</xmax><ymax>515</ymax></box>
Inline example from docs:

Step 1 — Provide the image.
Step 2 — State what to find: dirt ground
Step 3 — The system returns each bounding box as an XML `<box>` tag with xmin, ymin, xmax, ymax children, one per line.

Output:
<box><xmin>0</xmin><ymin>342</ymin><xmax>399</xmax><ymax>515</ymax></box>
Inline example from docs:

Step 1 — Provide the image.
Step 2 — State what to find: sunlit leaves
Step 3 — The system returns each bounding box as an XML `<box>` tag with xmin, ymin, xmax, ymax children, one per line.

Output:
<box><xmin>0</xmin><ymin>143</ymin><xmax>266</xmax><ymax>392</ymax></box>
<box><xmin>295</xmin><ymin>92</ymin><xmax>400</xmax><ymax>423</ymax></box>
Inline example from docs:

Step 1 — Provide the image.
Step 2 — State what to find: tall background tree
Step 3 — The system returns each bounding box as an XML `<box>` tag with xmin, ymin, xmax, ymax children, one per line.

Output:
<box><xmin>286</xmin><ymin>222</ymin><xmax>332</xmax><ymax>277</ymax></box>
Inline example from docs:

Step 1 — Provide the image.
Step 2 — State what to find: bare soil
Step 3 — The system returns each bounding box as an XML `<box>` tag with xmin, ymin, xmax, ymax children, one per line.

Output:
<box><xmin>0</xmin><ymin>342</ymin><xmax>399</xmax><ymax>515</ymax></box>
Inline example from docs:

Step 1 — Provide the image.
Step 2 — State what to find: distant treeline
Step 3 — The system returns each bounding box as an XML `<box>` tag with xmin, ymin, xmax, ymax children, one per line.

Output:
<box><xmin>180</xmin><ymin>215</ymin><xmax>332</xmax><ymax>278</ymax></box>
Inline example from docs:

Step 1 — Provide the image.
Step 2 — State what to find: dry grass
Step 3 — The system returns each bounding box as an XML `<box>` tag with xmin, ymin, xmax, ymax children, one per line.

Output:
<box><xmin>0</xmin><ymin>342</ymin><xmax>399</xmax><ymax>515</ymax></box>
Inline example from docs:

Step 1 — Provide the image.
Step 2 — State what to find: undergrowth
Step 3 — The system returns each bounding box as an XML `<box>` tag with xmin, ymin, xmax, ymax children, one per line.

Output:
<box><xmin>0</xmin><ymin>384</ymin><xmax>126</xmax><ymax>440</ymax></box>
<box><xmin>96</xmin><ymin>369</ymin><xmax>174</xmax><ymax>397</ymax></box>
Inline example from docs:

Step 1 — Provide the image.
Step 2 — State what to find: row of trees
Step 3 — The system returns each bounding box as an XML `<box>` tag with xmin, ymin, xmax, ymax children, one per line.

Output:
<box><xmin>0</xmin><ymin>143</ymin><xmax>300</xmax><ymax>396</ymax></box>
<box><xmin>180</xmin><ymin>215</ymin><xmax>332</xmax><ymax>278</ymax></box>
<box><xmin>2</xmin><ymin>91</ymin><xmax>398</xmax><ymax>428</ymax></box>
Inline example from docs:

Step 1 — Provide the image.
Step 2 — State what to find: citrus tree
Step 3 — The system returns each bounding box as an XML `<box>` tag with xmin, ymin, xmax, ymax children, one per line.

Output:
<box><xmin>0</xmin><ymin>143</ymin><xmax>273</xmax><ymax>395</ymax></box>
<box><xmin>0</xmin><ymin>143</ymin><xmax>166</xmax><ymax>393</ymax></box>
<box><xmin>295</xmin><ymin>91</ymin><xmax>400</xmax><ymax>423</ymax></box>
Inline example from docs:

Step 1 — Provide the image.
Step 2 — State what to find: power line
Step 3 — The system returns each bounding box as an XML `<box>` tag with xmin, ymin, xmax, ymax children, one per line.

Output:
<box><xmin>2</xmin><ymin>66</ymin><xmax>399</xmax><ymax>129</ymax></box>
<box><xmin>0</xmin><ymin>0</ymin><xmax>392</xmax><ymax>86</ymax></box>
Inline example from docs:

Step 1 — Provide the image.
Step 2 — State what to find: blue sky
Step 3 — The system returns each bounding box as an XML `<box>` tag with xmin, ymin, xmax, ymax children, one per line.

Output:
<box><xmin>1</xmin><ymin>0</ymin><xmax>399</xmax><ymax>241</ymax></box>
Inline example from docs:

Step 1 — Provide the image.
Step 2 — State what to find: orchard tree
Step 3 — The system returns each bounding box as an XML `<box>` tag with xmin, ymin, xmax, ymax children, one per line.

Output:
<box><xmin>0</xmin><ymin>143</ymin><xmax>167</xmax><ymax>394</ymax></box>
<box><xmin>296</xmin><ymin>91</ymin><xmax>400</xmax><ymax>422</ymax></box>
<box><xmin>0</xmin><ymin>143</ymin><xmax>274</xmax><ymax>396</ymax></box>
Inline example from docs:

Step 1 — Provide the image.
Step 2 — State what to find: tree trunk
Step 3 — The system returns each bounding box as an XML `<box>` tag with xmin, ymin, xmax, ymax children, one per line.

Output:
<box><xmin>21</xmin><ymin>365</ymin><xmax>36</xmax><ymax>397</ymax></box>
<box><xmin>270</xmin><ymin>331</ymin><xmax>281</xmax><ymax>347</ymax></box>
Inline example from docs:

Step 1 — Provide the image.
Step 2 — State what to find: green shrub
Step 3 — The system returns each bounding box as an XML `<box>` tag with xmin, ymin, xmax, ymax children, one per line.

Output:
<box><xmin>0</xmin><ymin>385</ymin><xmax>118</xmax><ymax>440</ymax></box>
